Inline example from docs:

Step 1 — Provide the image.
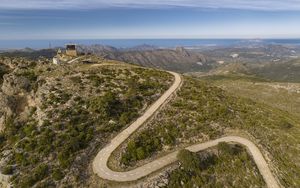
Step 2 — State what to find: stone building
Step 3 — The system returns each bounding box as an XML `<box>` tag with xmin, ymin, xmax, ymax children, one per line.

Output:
<box><xmin>65</xmin><ymin>44</ymin><xmax>77</xmax><ymax>57</ymax></box>
<box><xmin>53</xmin><ymin>45</ymin><xmax>78</xmax><ymax>64</ymax></box>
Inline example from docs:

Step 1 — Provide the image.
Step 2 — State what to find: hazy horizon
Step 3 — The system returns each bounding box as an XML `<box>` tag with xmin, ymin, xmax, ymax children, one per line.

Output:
<box><xmin>1</xmin><ymin>38</ymin><xmax>300</xmax><ymax>50</ymax></box>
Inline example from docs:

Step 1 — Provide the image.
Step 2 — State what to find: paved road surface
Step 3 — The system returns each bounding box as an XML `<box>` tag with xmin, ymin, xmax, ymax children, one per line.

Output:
<box><xmin>92</xmin><ymin>71</ymin><xmax>280</xmax><ymax>188</ymax></box>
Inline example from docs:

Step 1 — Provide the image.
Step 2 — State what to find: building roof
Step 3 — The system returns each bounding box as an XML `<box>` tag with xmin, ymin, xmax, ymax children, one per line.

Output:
<box><xmin>65</xmin><ymin>44</ymin><xmax>77</xmax><ymax>46</ymax></box>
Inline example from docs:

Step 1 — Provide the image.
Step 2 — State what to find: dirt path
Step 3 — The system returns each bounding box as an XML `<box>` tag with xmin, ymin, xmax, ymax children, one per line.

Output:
<box><xmin>67</xmin><ymin>56</ymin><xmax>83</xmax><ymax>64</ymax></box>
<box><xmin>91</xmin><ymin>70</ymin><xmax>280</xmax><ymax>188</ymax></box>
<box><xmin>0</xmin><ymin>174</ymin><xmax>11</xmax><ymax>188</ymax></box>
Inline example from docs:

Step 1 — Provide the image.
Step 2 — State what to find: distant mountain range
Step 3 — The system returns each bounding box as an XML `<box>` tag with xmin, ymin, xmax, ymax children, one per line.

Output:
<box><xmin>77</xmin><ymin>45</ymin><xmax>212</xmax><ymax>72</ymax></box>
<box><xmin>2</xmin><ymin>42</ymin><xmax>300</xmax><ymax>74</ymax></box>
<box><xmin>2</xmin><ymin>39</ymin><xmax>300</xmax><ymax>50</ymax></box>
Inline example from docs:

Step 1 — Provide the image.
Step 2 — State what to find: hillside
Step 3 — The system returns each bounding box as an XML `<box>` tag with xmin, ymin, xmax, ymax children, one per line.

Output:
<box><xmin>201</xmin><ymin>74</ymin><xmax>300</xmax><ymax>118</ymax></box>
<box><xmin>0</xmin><ymin>54</ymin><xmax>299</xmax><ymax>188</ymax></box>
<box><xmin>251</xmin><ymin>59</ymin><xmax>300</xmax><ymax>82</ymax></box>
<box><xmin>190</xmin><ymin>58</ymin><xmax>300</xmax><ymax>83</ymax></box>
<box><xmin>110</xmin><ymin>76</ymin><xmax>300</xmax><ymax>188</ymax></box>
<box><xmin>199</xmin><ymin>44</ymin><xmax>300</xmax><ymax>64</ymax></box>
<box><xmin>0</xmin><ymin>49</ymin><xmax>57</xmax><ymax>60</ymax></box>
<box><xmin>0</xmin><ymin>56</ymin><xmax>173</xmax><ymax>187</ymax></box>
<box><xmin>77</xmin><ymin>45</ymin><xmax>213</xmax><ymax>73</ymax></box>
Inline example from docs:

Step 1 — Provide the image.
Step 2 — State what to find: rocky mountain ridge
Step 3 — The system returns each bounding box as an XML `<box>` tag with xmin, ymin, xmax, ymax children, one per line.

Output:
<box><xmin>77</xmin><ymin>45</ymin><xmax>212</xmax><ymax>73</ymax></box>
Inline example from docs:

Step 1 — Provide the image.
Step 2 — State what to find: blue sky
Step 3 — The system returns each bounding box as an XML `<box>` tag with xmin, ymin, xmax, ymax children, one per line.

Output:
<box><xmin>1</xmin><ymin>0</ymin><xmax>300</xmax><ymax>39</ymax></box>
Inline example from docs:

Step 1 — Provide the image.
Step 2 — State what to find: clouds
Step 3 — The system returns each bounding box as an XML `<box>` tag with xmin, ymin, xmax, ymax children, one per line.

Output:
<box><xmin>1</xmin><ymin>0</ymin><xmax>300</xmax><ymax>11</ymax></box>
<box><xmin>1</xmin><ymin>4</ymin><xmax>300</xmax><ymax>40</ymax></box>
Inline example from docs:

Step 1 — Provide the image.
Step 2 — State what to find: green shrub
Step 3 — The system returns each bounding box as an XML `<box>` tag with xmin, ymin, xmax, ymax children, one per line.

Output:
<box><xmin>217</xmin><ymin>143</ymin><xmax>243</xmax><ymax>156</ymax></box>
<box><xmin>58</xmin><ymin>151</ymin><xmax>71</xmax><ymax>169</ymax></box>
<box><xmin>52</xmin><ymin>168</ymin><xmax>64</xmax><ymax>181</ymax></box>
<box><xmin>69</xmin><ymin>76</ymin><xmax>82</xmax><ymax>84</ymax></box>
<box><xmin>0</xmin><ymin>133</ymin><xmax>5</xmax><ymax>146</ymax></box>
<box><xmin>34</xmin><ymin>164</ymin><xmax>48</xmax><ymax>180</ymax></box>
<box><xmin>136</xmin><ymin>147</ymin><xmax>146</xmax><ymax>160</ymax></box>
<box><xmin>2</xmin><ymin>165</ymin><xmax>13</xmax><ymax>175</ymax></box>
<box><xmin>19</xmin><ymin>164</ymin><xmax>49</xmax><ymax>187</ymax></box>
<box><xmin>177</xmin><ymin>149</ymin><xmax>200</xmax><ymax>173</ymax></box>
<box><xmin>279</xmin><ymin>120</ymin><xmax>293</xmax><ymax>130</ymax></box>
<box><xmin>121</xmin><ymin>131</ymin><xmax>162</xmax><ymax>165</ymax></box>
<box><xmin>16</xmin><ymin>69</ymin><xmax>38</xmax><ymax>82</ymax></box>
<box><xmin>87</xmin><ymin>74</ymin><xmax>103</xmax><ymax>86</ymax></box>
<box><xmin>89</xmin><ymin>92</ymin><xmax>123</xmax><ymax>117</ymax></box>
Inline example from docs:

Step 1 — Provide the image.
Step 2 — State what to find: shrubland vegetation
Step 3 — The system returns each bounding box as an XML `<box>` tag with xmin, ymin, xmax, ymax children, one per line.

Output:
<box><xmin>0</xmin><ymin>49</ymin><xmax>56</xmax><ymax>60</ymax></box>
<box><xmin>167</xmin><ymin>143</ymin><xmax>265</xmax><ymax>188</ymax></box>
<box><xmin>121</xmin><ymin>76</ymin><xmax>300</xmax><ymax>187</ymax></box>
<box><xmin>250</xmin><ymin>59</ymin><xmax>300</xmax><ymax>83</ymax></box>
<box><xmin>195</xmin><ymin>58</ymin><xmax>300</xmax><ymax>83</ymax></box>
<box><xmin>0</xmin><ymin>58</ymin><xmax>173</xmax><ymax>187</ymax></box>
<box><xmin>201</xmin><ymin>74</ymin><xmax>300</xmax><ymax>119</ymax></box>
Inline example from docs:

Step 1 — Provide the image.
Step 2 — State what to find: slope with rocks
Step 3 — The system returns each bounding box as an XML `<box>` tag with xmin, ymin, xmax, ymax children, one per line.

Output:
<box><xmin>0</xmin><ymin>55</ymin><xmax>173</xmax><ymax>187</ymax></box>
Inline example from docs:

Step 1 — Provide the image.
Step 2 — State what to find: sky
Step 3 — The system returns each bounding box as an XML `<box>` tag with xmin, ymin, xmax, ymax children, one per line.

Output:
<box><xmin>1</xmin><ymin>0</ymin><xmax>300</xmax><ymax>39</ymax></box>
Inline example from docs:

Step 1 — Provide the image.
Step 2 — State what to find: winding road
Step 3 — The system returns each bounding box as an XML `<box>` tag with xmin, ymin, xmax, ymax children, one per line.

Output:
<box><xmin>92</xmin><ymin>71</ymin><xmax>280</xmax><ymax>188</ymax></box>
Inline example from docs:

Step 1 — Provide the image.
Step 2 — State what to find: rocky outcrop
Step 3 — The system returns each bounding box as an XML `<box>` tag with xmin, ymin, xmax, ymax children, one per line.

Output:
<box><xmin>0</xmin><ymin>58</ymin><xmax>13</xmax><ymax>69</ymax></box>
<box><xmin>0</xmin><ymin>94</ymin><xmax>16</xmax><ymax>132</ymax></box>
<box><xmin>142</xmin><ymin>171</ymin><xmax>170</xmax><ymax>188</ymax></box>
<box><xmin>0</xmin><ymin>63</ymin><xmax>36</xmax><ymax>131</ymax></box>
<box><xmin>175</xmin><ymin>46</ymin><xmax>190</xmax><ymax>57</ymax></box>
<box><xmin>0</xmin><ymin>150</ymin><xmax>12</xmax><ymax>188</ymax></box>
<box><xmin>0</xmin><ymin>174</ymin><xmax>11</xmax><ymax>188</ymax></box>
<box><xmin>1</xmin><ymin>73</ymin><xmax>30</xmax><ymax>95</ymax></box>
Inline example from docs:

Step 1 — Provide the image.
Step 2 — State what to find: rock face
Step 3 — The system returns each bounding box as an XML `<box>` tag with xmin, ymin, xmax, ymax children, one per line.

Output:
<box><xmin>175</xmin><ymin>46</ymin><xmax>190</xmax><ymax>57</ymax></box>
<box><xmin>0</xmin><ymin>59</ymin><xmax>35</xmax><ymax>131</ymax></box>
<box><xmin>0</xmin><ymin>94</ymin><xmax>15</xmax><ymax>132</ymax></box>
<box><xmin>2</xmin><ymin>73</ymin><xmax>30</xmax><ymax>95</ymax></box>
<box><xmin>141</xmin><ymin>171</ymin><xmax>171</xmax><ymax>188</ymax></box>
